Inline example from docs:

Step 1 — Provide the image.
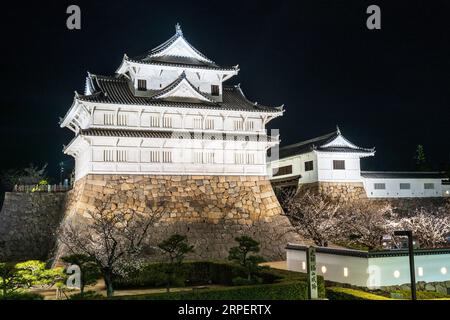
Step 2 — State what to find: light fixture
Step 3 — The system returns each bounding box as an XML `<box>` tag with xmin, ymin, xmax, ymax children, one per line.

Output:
<box><xmin>441</xmin><ymin>267</ymin><xmax>448</xmax><ymax>275</ymax></box>
<box><xmin>302</xmin><ymin>261</ymin><xmax>306</xmax><ymax>271</ymax></box>
<box><xmin>417</xmin><ymin>267</ymin><xmax>423</xmax><ymax>277</ymax></box>
<box><xmin>321</xmin><ymin>266</ymin><xmax>327</xmax><ymax>274</ymax></box>
<box><xmin>343</xmin><ymin>267</ymin><xmax>349</xmax><ymax>277</ymax></box>
<box><xmin>393</xmin><ymin>270</ymin><xmax>400</xmax><ymax>278</ymax></box>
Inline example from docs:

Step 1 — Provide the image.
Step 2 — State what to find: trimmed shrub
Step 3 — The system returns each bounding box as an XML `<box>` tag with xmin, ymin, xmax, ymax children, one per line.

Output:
<box><xmin>113</xmin><ymin>261</ymin><xmax>250</xmax><ymax>289</ymax></box>
<box><xmin>0</xmin><ymin>292</ymin><xmax>44</xmax><ymax>300</ymax></box>
<box><xmin>115</xmin><ymin>281</ymin><xmax>311</xmax><ymax>300</ymax></box>
<box><xmin>326</xmin><ymin>287</ymin><xmax>392</xmax><ymax>300</ymax></box>
<box><xmin>111</xmin><ymin>261</ymin><xmax>323</xmax><ymax>300</ymax></box>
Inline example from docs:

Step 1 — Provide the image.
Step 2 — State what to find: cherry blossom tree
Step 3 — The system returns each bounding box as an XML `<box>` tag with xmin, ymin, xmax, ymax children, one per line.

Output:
<box><xmin>340</xmin><ymin>201</ymin><xmax>395</xmax><ymax>250</ymax></box>
<box><xmin>396</xmin><ymin>208</ymin><xmax>450</xmax><ymax>248</ymax></box>
<box><xmin>59</xmin><ymin>195</ymin><xmax>166</xmax><ymax>297</ymax></box>
<box><xmin>283</xmin><ymin>190</ymin><xmax>342</xmax><ymax>247</ymax></box>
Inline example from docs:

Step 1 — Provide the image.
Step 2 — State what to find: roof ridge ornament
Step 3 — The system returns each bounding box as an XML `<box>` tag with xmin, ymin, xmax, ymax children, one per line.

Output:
<box><xmin>175</xmin><ymin>23</ymin><xmax>183</xmax><ymax>36</ymax></box>
<box><xmin>336</xmin><ymin>125</ymin><xmax>341</xmax><ymax>135</ymax></box>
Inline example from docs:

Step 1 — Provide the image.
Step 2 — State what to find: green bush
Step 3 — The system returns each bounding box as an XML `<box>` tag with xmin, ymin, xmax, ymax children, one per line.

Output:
<box><xmin>113</xmin><ymin>261</ymin><xmax>250</xmax><ymax>289</ymax></box>
<box><xmin>69</xmin><ymin>290</ymin><xmax>104</xmax><ymax>300</ymax></box>
<box><xmin>116</xmin><ymin>281</ymin><xmax>312</xmax><ymax>300</ymax></box>
<box><xmin>0</xmin><ymin>291</ymin><xmax>44</xmax><ymax>300</ymax></box>
<box><xmin>111</xmin><ymin>261</ymin><xmax>323</xmax><ymax>300</ymax></box>
<box><xmin>326</xmin><ymin>287</ymin><xmax>391</xmax><ymax>300</ymax></box>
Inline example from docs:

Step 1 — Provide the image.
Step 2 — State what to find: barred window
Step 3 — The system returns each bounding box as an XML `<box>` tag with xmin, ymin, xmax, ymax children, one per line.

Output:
<box><xmin>193</xmin><ymin>118</ymin><xmax>202</xmax><ymax>129</ymax></box>
<box><xmin>103</xmin><ymin>150</ymin><xmax>114</xmax><ymax>162</ymax></box>
<box><xmin>234</xmin><ymin>153</ymin><xmax>245</xmax><ymax>164</ymax></box>
<box><xmin>149</xmin><ymin>150</ymin><xmax>160</xmax><ymax>163</ymax></box>
<box><xmin>116</xmin><ymin>150</ymin><xmax>127</xmax><ymax>162</ymax></box>
<box><xmin>273</xmin><ymin>165</ymin><xmax>292</xmax><ymax>177</ymax></box>
<box><xmin>162</xmin><ymin>151</ymin><xmax>172</xmax><ymax>163</ymax></box>
<box><xmin>163</xmin><ymin>116</ymin><xmax>172</xmax><ymax>128</ymax></box>
<box><xmin>400</xmin><ymin>183</ymin><xmax>411</xmax><ymax>190</ymax></box>
<box><xmin>333</xmin><ymin>160</ymin><xmax>345</xmax><ymax>170</ymax></box>
<box><xmin>137</xmin><ymin>79</ymin><xmax>147</xmax><ymax>91</ymax></box>
<box><xmin>194</xmin><ymin>151</ymin><xmax>203</xmax><ymax>164</ymax></box>
<box><xmin>104</xmin><ymin>113</ymin><xmax>115</xmax><ymax>125</ymax></box>
<box><xmin>117</xmin><ymin>114</ymin><xmax>128</xmax><ymax>126</ymax></box>
<box><xmin>245</xmin><ymin>121</ymin><xmax>254</xmax><ymax>131</ymax></box>
<box><xmin>374</xmin><ymin>183</ymin><xmax>386</xmax><ymax>190</ymax></box>
<box><xmin>205</xmin><ymin>118</ymin><xmax>214</xmax><ymax>130</ymax></box>
<box><xmin>233</xmin><ymin>120</ymin><xmax>243</xmax><ymax>131</ymax></box>
<box><xmin>305</xmin><ymin>161</ymin><xmax>314</xmax><ymax>172</ymax></box>
<box><xmin>150</xmin><ymin>115</ymin><xmax>160</xmax><ymax>127</ymax></box>
<box><xmin>211</xmin><ymin>85</ymin><xmax>220</xmax><ymax>96</ymax></box>
<box><xmin>205</xmin><ymin>152</ymin><xmax>215</xmax><ymax>164</ymax></box>
<box><xmin>424</xmin><ymin>183</ymin><xmax>435</xmax><ymax>190</ymax></box>
<box><xmin>246</xmin><ymin>153</ymin><xmax>255</xmax><ymax>165</ymax></box>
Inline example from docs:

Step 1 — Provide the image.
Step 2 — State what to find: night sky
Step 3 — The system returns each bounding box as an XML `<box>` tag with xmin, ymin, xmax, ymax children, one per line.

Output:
<box><xmin>0</xmin><ymin>0</ymin><xmax>449</xmax><ymax>180</ymax></box>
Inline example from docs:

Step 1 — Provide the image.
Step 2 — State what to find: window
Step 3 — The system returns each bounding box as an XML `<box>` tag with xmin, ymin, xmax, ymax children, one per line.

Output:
<box><xmin>103</xmin><ymin>150</ymin><xmax>114</xmax><ymax>162</ymax></box>
<box><xmin>116</xmin><ymin>150</ymin><xmax>127</xmax><ymax>162</ymax></box>
<box><xmin>162</xmin><ymin>151</ymin><xmax>172</xmax><ymax>163</ymax></box>
<box><xmin>211</xmin><ymin>85</ymin><xmax>220</xmax><ymax>96</ymax></box>
<box><xmin>150</xmin><ymin>115</ymin><xmax>160</xmax><ymax>127</ymax></box>
<box><xmin>205</xmin><ymin>152</ymin><xmax>215</xmax><ymax>164</ymax></box>
<box><xmin>193</xmin><ymin>118</ymin><xmax>202</xmax><ymax>129</ymax></box>
<box><xmin>163</xmin><ymin>116</ymin><xmax>172</xmax><ymax>128</ymax></box>
<box><xmin>374</xmin><ymin>183</ymin><xmax>386</xmax><ymax>190</ymax></box>
<box><xmin>273</xmin><ymin>165</ymin><xmax>292</xmax><ymax>177</ymax></box>
<box><xmin>205</xmin><ymin>118</ymin><xmax>214</xmax><ymax>130</ymax></box>
<box><xmin>245</xmin><ymin>121</ymin><xmax>254</xmax><ymax>131</ymax></box>
<box><xmin>246</xmin><ymin>153</ymin><xmax>255</xmax><ymax>165</ymax></box>
<box><xmin>117</xmin><ymin>114</ymin><xmax>128</xmax><ymax>126</ymax></box>
<box><xmin>400</xmin><ymin>183</ymin><xmax>411</xmax><ymax>190</ymax></box>
<box><xmin>234</xmin><ymin>153</ymin><xmax>245</xmax><ymax>164</ymax></box>
<box><xmin>233</xmin><ymin>120</ymin><xmax>243</xmax><ymax>131</ymax></box>
<box><xmin>149</xmin><ymin>150</ymin><xmax>160</xmax><ymax>163</ymax></box>
<box><xmin>137</xmin><ymin>79</ymin><xmax>146</xmax><ymax>91</ymax></box>
<box><xmin>305</xmin><ymin>161</ymin><xmax>314</xmax><ymax>172</ymax></box>
<box><xmin>194</xmin><ymin>151</ymin><xmax>203</xmax><ymax>164</ymax></box>
<box><xmin>104</xmin><ymin>113</ymin><xmax>115</xmax><ymax>125</ymax></box>
<box><xmin>424</xmin><ymin>183</ymin><xmax>435</xmax><ymax>190</ymax></box>
<box><xmin>333</xmin><ymin>160</ymin><xmax>345</xmax><ymax>170</ymax></box>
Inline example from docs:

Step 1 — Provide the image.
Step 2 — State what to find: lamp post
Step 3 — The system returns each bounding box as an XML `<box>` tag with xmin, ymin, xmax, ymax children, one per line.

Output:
<box><xmin>394</xmin><ymin>230</ymin><xmax>417</xmax><ymax>300</ymax></box>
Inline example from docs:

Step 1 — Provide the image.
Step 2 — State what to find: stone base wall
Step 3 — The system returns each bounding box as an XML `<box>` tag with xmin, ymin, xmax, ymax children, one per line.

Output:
<box><xmin>298</xmin><ymin>182</ymin><xmax>367</xmax><ymax>202</ymax></box>
<box><xmin>58</xmin><ymin>174</ymin><xmax>302</xmax><ymax>261</ymax></box>
<box><xmin>0</xmin><ymin>192</ymin><xmax>66</xmax><ymax>262</ymax></box>
<box><xmin>382</xmin><ymin>281</ymin><xmax>450</xmax><ymax>295</ymax></box>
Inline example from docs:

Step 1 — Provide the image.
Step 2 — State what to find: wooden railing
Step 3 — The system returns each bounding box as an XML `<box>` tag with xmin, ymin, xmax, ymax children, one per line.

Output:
<box><xmin>13</xmin><ymin>184</ymin><xmax>72</xmax><ymax>193</ymax></box>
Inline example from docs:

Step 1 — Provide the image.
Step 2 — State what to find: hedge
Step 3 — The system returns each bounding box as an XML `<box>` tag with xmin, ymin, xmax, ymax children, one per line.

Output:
<box><xmin>327</xmin><ymin>287</ymin><xmax>450</xmax><ymax>300</ymax></box>
<box><xmin>112</xmin><ymin>261</ymin><xmax>324</xmax><ymax>300</ymax></box>
<box><xmin>117</xmin><ymin>281</ymin><xmax>312</xmax><ymax>300</ymax></box>
<box><xmin>326</xmin><ymin>287</ymin><xmax>392</xmax><ymax>300</ymax></box>
<box><xmin>0</xmin><ymin>292</ymin><xmax>44</xmax><ymax>300</ymax></box>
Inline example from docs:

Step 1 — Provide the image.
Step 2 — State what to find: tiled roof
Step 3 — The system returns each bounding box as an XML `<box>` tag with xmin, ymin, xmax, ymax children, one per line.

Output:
<box><xmin>279</xmin><ymin>129</ymin><xmax>375</xmax><ymax>158</ymax></box>
<box><xmin>286</xmin><ymin>244</ymin><xmax>450</xmax><ymax>258</ymax></box>
<box><xmin>126</xmin><ymin>23</ymin><xmax>236</xmax><ymax>71</ymax></box>
<box><xmin>361</xmin><ymin>171</ymin><xmax>447</xmax><ymax>179</ymax></box>
<box><xmin>80</xmin><ymin>128</ymin><xmax>276</xmax><ymax>142</ymax></box>
<box><xmin>150</xmin><ymin>71</ymin><xmax>214</xmax><ymax>103</ymax></box>
<box><xmin>77</xmin><ymin>74</ymin><xmax>281</xmax><ymax>113</ymax></box>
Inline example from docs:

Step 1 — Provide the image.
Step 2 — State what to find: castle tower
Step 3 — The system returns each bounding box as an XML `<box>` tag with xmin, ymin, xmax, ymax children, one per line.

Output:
<box><xmin>59</xmin><ymin>24</ymin><xmax>300</xmax><ymax>259</ymax></box>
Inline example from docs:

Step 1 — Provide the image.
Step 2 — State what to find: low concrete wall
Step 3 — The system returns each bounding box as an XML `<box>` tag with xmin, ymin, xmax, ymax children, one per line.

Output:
<box><xmin>287</xmin><ymin>244</ymin><xmax>450</xmax><ymax>294</ymax></box>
